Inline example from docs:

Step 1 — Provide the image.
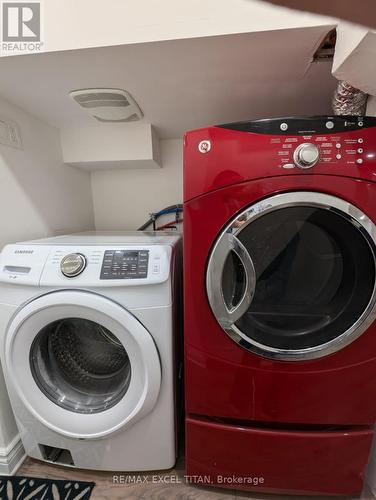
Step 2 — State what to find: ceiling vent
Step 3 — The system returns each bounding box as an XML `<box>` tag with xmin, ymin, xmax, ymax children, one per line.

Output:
<box><xmin>69</xmin><ymin>88</ymin><xmax>143</xmax><ymax>123</ymax></box>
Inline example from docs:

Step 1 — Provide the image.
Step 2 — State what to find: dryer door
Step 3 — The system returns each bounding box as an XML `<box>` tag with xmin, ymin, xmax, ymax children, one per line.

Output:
<box><xmin>5</xmin><ymin>290</ymin><xmax>161</xmax><ymax>439</ymax></box>
<box><xmin>207</xmin><ymin>192</ymin><xmax>376</xmax><ymax>361</ymax></box>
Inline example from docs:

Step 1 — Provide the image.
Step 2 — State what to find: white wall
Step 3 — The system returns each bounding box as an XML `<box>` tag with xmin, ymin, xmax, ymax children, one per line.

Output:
<box><xmin>0</xmin><ymin>97</ymin><xmax>94</xmax><ymax>248</ymax></box>
<box><xmin>0</xmin><ymin>96</ymin><xmax>94</xmax><ymax>458</ymax></box>
<box><xmin>91</xmin><ymin>140</ymin><xmax>182</xmax><ymax>230</ymax></box>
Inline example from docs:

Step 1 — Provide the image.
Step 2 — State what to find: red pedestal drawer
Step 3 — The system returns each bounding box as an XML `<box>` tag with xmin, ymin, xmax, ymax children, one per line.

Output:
<box><xmin>186</xmin><ymin>417</ymin><xmax>373</xmax><ymax>496</ymax></box>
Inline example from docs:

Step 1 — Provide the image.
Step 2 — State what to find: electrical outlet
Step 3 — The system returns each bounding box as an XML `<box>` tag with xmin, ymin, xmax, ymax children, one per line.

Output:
<box><xmin>0</xmin><ymin>116</ymin><xmax>22</xmax><ymax>150</ymax></box>
<box><xmin>8</xmin><ymin>122</ymin><xmax>22</xmax><ymax>149</ymax></box>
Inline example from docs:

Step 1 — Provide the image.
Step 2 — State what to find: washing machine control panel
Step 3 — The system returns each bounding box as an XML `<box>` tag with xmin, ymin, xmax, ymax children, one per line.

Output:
<box><xmin>100</xmin><ymin>250</ymin><xmax>149</xmax><ymax>279</ymax></box>
<box><xmin>43</xmin><ymin>245</ymin><xmax>168</xmax><ymax>285</ymax></box>
<box><xmin>0</xmin><ymin>244</ymin><xmax>172</xmax><ymax>286</ymax></box>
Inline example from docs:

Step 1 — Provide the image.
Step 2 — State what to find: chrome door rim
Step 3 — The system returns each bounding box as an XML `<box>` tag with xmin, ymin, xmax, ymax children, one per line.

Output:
<box><xmin>206</xmin><ymin>191</ymin><xmax>376</xmax><ymax>361</ymax></box>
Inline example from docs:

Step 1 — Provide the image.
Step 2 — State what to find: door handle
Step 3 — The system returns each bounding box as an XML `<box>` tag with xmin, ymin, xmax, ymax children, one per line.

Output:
<box><xmin>207</xmin><ymin>233</ymin><xmax>256</xmax><ymax>329</ymax></box>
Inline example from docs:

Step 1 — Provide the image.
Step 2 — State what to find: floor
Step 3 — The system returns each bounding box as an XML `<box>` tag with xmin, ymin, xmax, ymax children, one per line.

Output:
<box><xmin>18</xmin><ymin>455</ymin><xmax>376</xmax><ymax>500</ymax></box>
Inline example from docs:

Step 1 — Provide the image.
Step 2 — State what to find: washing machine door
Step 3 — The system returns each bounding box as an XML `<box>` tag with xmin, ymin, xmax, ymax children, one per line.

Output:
<box><xmin>207</xmin><ymin>191</ymin><xmax>376</xmax><ymax>361</ymax></box>
<box><xmin>5</xmin><ymin>290</ymin><xmax>161</xmax><ymax>439</ymax></box>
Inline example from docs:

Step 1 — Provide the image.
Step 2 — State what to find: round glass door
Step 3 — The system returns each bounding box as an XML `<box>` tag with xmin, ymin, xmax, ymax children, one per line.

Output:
<box><xmin>5</xmin><ymin>291</ymin><xmax>161</xmax><ymax>438</ymax></box>
<box><xmin>30</xmin><ymin>318</ymin><xmax>131</xmax><ymax>414</ymax></box>
<box><xmin>207</xmin><ymin>192</ymin><xmax>376</xmax><ymax>360</ymax></box>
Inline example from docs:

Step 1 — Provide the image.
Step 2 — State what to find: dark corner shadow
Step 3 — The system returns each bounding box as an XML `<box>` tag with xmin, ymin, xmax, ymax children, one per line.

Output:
<box><xmin>259</xmin><ymin>0</ymin><xmax>376</xmax><ymax>29</ymax></box>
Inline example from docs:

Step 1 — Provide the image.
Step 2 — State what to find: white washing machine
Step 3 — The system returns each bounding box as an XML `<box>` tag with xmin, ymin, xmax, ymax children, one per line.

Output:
<box><xmin>0</xmin><ymin>232</ymin><xmax>182</xmax><ymax>471</ymax></box>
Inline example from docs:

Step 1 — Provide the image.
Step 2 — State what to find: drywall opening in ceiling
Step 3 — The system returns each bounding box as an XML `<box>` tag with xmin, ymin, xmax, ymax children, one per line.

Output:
<box><xmin>313</xmin><ymin>28</ymin><xmax>337</xmax><ymax>62</ymax></box>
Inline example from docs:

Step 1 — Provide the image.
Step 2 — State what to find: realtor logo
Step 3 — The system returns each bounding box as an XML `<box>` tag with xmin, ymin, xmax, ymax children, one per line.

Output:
<box><xmin>2</xmin><ymin>2</ymin><xmax>40</xmax><ymax>41</ymax></box>
<box><xmin>1</xmin><ymin>1</ymin><xmax>42</xmax><ymax>52</ymax></box>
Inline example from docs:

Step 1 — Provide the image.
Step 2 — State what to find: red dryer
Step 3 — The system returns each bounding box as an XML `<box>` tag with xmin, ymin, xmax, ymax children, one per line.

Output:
<box><xmin>183</xmin><ymin>116</ymin><xmax>376</xmax><ymax>496</ymax></box>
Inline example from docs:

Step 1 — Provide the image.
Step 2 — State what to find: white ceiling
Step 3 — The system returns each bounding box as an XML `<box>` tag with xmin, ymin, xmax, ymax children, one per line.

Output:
<box><xmin>0</xmin><ymin>0</ymin><xmax>336</xmax><ymax>56</ymax></box>
<box><xmin>0</xmin><ymin>26</ymin><xmax>337</xmax><ymax>139</ymax></box>
<box><xmin>333</xmin><ymin>26</ymin><xmax>376</xmax><ymax>95</ymax></box>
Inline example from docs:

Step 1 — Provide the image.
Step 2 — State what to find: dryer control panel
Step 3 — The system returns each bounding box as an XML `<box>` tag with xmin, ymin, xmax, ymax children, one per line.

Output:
<box><xmin>218</xmin><ymin>116</ymin><xmax>372</xmax><ymax>170</ymax></box>
<box><xmin>184</xmin><ymin>115</ymin><xmax>376</xmax><ymax>202</ymax></box>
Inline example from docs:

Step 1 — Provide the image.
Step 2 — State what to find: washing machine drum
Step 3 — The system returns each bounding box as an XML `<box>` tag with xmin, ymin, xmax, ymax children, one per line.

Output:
<box><xmin>30</xmin><ymin>318</ymin><xmax>131</xmax><ymax>414</ymax></box>
<box><xmin>5</xmin><ymin>291</ymin><xmax>161</xmax><ymax>439</ymax></box>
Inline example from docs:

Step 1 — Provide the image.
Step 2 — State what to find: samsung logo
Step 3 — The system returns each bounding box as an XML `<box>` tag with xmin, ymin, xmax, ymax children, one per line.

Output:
<box><xmin>14</xmin><ymin>249</ymin><xmax>33</xmax><ymax>254</ymax></box>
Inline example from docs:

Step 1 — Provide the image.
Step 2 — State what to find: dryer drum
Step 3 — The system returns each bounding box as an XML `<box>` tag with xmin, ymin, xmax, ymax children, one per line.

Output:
<box><xmin>30</xmin><ymin>318</ymin><xmax>132</xmax><ymax>414</ymax></box>
<box><xmin>207</xmin><ymin>193</ymin><xmax>376</xmax><ymax>360</ymax></box>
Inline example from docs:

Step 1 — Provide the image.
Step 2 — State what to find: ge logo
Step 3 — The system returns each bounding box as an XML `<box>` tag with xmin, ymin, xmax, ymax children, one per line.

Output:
<box><xmin>198</xmin><ymin>140</ymin><xmax>211</xmax><ymax>154</ymax></box>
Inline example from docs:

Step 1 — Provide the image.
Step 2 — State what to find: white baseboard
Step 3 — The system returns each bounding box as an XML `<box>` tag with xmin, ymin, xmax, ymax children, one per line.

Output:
<box><xmin>0</xmin><ymin>436</ymin><xmax>25</xmax><ymax>475</ymax></box>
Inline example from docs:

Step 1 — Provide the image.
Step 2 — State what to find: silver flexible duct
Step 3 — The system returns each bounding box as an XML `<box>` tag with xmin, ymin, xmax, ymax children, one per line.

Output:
<box><xmin>332</xmin><ymin>80</ymin><xmax>368</xmax><ymax>116</ymax></box>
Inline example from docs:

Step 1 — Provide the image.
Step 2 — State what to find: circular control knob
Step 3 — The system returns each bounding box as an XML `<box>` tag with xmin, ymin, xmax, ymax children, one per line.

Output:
<box><xmin>293</xmin><ymin>143</ymin><xmax>320</xmax><ymax>169</ymax></box>
<box><xmin>60</xmin><ymin>253</ymin><xmax>87</xmax><ymax>277</ymax></box>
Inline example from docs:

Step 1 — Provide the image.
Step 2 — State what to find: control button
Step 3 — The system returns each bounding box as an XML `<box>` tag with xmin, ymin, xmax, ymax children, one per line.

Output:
<box><xmin>358</xmin><ymin>138</ymin><xmax>364</xmax><ymax>144</ymax></box>
<box><xmin>359</xmin><ymin>122</ymin><xmax>364</xmax><ymax>127</ymax></box>
<box><xmin>61</xmin><ymin>253</ymin><xmax>87</xmax><ymax>278</ymax></box>
<box><xmin>336</xmin><ymin>143</ymin><xmax>341</xmax><ymax>149</ymax></box>
<box><xmin>336</xmin><ymin>154</ymin><xmax>342</xmax><ymax>160</ymax></box>
<box><xmin>293</xmin><ymin>143</ymin><xmax>320</xmax><ymax>169</ymax></box>
<box><xmin>356</xmin><ymin>158</ymin><xmax>363</xmax><ymax>164</ymax></box>
<box><xmin>326</xmin><ymin>121</ymin><xmax>334</xmax><ymax>129</ymax></box>
<box><xmin>282</xmin><ymin>163</ymin><xmax>294</xmax><ymax>169</ymax></box>
<box><xmin>357</xmin><ymin>148</ymin><xmax>364</xmax><ymax>153</ymax></box>
<box><xmin>280</xmin><ymin>122</ymin><xmax>288</xmax><ymax>131</ymax></box>
<box><xmin>152</xmin><ymin>263</ymin><xmax>160</xmax><ymax>274</ymax></box>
